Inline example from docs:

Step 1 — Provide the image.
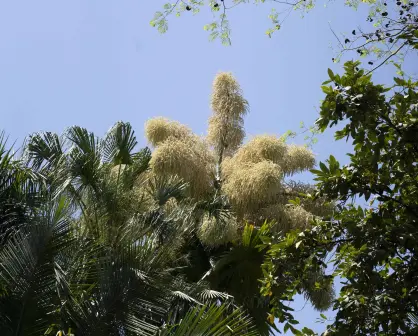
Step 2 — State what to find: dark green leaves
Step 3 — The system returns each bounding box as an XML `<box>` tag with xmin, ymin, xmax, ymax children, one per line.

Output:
<box><xmin>327</xmin><ymin>155</ymin><xmax>339</xmax><ymax>173</ymax></box>
<box><xmin>319</xmin><ymin>162</ymin><xmax>329</xmax><ymax>174</ymax></box>
<box><xmin>327</xmin><ymin>68</ymin><xmax>334</xmax><ymax>81</ymax></box>
<box><xmin>263</xmin><ymin>62</ymin><xmax>418</xmax><ymax>334</ymax></box>
<box><xmin>25</xmin><ymin>131</ymin><xmax>64</xmax><ymax>170</ymax></box>
<box><xmin>101</xmin><ymin>121</ymin><xmax>138</xmax><ymax>165</ymax></box>
<box><xmin>160</xmin><ymin>304</ymin><xmax>258</xmax><ymax>336</ymax></box>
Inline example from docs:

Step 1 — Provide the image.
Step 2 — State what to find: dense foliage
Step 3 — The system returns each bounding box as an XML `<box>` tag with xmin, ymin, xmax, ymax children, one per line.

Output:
<box><xmin>0</xmin><ymin>121</ymin><xmax>261</xmax><ymax>335</ymax></box>
<box><xmin>261</xmin><ymin>61</ymin><xmax>418</xmax><ymax>334</ymax></box>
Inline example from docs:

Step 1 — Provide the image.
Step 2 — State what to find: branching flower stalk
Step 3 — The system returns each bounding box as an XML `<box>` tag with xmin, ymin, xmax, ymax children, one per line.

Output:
<box><xmin>208</xmin><ymin>72</ymin><xmax>248</xmax><ymax>187</ymax></box>
<box><xmin>145</xmin><ymin>72</ymin><xmax>322</xmax><ymax>245</ymax></box>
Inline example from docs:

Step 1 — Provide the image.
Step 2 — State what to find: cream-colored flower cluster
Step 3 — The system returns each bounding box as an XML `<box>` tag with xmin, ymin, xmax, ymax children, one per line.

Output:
<box><xmin>144</xmin><ymin>72</ymin><xmax>318</xmax><ymax>246</ymax></box>
<box><xmin>145</xmin><ymin>117</ymin><xmax>215</xmax><ymax>199</ymax></box>
<box><xmin>207</xmin><ymin>72</ymin><xmax>248</xmax><ymax>159</ymax></box>
<box><xmin>258</xmin><ymin>203</ymin><xmax>313</xmax><ymax>233</ymax></box>
<box><xmin>197</xmin><ymin>214</ymin><xmax>239</xmax><ymax>247</ymax></box>
<box><xmin>221</xmin><ymin>133</ymin><xmax>315</xmax><ymax>230</ymax></box>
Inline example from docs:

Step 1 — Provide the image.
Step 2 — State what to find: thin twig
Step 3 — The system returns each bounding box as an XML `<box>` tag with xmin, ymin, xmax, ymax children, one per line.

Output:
<box><xmin>365</xmin><ymin>41</ymin><xmax>408</xmax><ymax>75</ymax></box>
<box><xmin>271</xmin><ymin>0</ymin><xmax>302</xmax><ymax>5</ymax></box>
<box><xmin>161</xmin><ymin>0</ymin><xmax>181</xmax><ymax>20</ymax></box>
<box><xmin>328</xmin><ymin>22</ymin><xmax>344</xmax><ymax>50</ymax></box>
<box><xmin>294</xmin><ymin>298</ymin><xmax>309</xmax><ymax>312</ymax></box>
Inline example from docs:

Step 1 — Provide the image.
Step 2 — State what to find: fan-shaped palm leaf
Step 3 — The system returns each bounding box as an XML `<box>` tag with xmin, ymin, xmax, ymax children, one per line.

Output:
<box><xmin>0</xmin><ymin>132</ymin><xmax>44</xmax><ymax>243</ymax></box>
<box><xmin>204</xmin><ymin>224</ymin><xmax>273</xmax><ymax>335</ymax></box>
<box><xmin>0</xmin><ymin>196</ymin><xmax>73</xmax><ymax>336</ymax></box>
<box><xmin>408</xmin><ymin>312</ymin><xmax>418</xmax><ymax>333</ymax></box>
<box><xmin>24</xmin><ymin>131</ymin><xmax>64</xmax><ymax>171</ymax></box>
<box><xmin>409</xmin><ymin>312</ymin><xmax>418</xmax><ymax>324</ymax></box>
<box><xmin>101</xmin><ymin>121</ymin><xmax>138</xmax><ymax>165</ymax></box>
<box><xmin>65</xmin><ymin>250</ymin><xmax>170</xmax><ymax>336</ymax></box>
<box><xmin>65</xmin><ymin>126</ymin><xmax>98</xmax><ymax>157</ymax></box>
<box><xmin>119</xmin><ymin>147</ymin><xmax>151</xmax><ymax>190</ymax></box>
<box><xmin>145</xmin><ymin>175</ymin><xmax>188</xmax><ymax>206</ymax></box>
<box><xmin>160</xmin><ymin>304</ymin><xmax>259</xmax><ymax>336</ymax></box>
<box><xmin>166</xmin><ymin>276</ymin><xmax>235</xmax><ymax>324</ymax></box>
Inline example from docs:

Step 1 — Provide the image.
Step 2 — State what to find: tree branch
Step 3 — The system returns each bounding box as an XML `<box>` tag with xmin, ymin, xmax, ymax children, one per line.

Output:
<box><xmin>365</xmin><ymin>41</ymin><xmax>408</xmax><ymax>75</ymax></box>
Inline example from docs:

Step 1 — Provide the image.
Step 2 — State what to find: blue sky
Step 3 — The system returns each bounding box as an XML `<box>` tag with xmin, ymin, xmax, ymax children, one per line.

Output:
<box><xmin>0</xmin><ymin>0</ymin><xmax>415</xmax><ymax>333</ymax></box>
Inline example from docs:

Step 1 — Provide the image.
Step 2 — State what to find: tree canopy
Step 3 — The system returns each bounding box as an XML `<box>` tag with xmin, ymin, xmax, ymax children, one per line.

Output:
<box><xmin>261</xmin><ymin>60</ymin><xmax>418</xmax><ymax>335</ymax></box>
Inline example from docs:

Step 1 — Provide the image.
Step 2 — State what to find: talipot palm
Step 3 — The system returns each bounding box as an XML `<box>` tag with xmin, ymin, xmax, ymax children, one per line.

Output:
<box><xmin>143</xmin><ymin>72</ymin><xmax>335</xmax><ymax>333</ymax></box>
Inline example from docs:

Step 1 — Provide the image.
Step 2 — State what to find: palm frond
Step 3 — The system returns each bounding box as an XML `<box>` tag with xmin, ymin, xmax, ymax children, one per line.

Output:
<box><xmin>101</xmin><ymin>121</ymin><xmax>138</xmax><ymax>165</ymax></box>
<box><xmin>65</xmin><ymin>126</ymin><xmax>98</xmax><ymax>157</ymax></box>
<box><xmin>120</xmin><ymin>147</ymin><xmax>152</xmax><ymax>190</ymax></box>
<box><xmin>0</xmin><ymin>196</ymin><xmax>74</xmax><ymax>335</ymax></box>
<box><xmin>165</xmin><ymin>276</ymin><xmax>234</xmax><ymax>324</ymax></box>
<box><xmin>63</xmin><ymin>229</ymin><xmax>178</xmax><ymax>336</ymax></box>
<box><xmin>196</xmin><ymin>194</ymin><xmax>231</xmax><ymax>220</ymax></box>
<box><xmin>171</xmin><ymin>290</ymin><xmax>202</xmax><ymax>305</ymax></box>
<box><xmin>204</xmin><ymin>223</ymin><xmax>273</xmax><ymax>335</ymax></box>
<box><xmin>24</xmin><ymin>131</ymin><xmax>64</xmax><ymax>171</ymax></box>
<box><xmin>66</xmin><ymin>144</ymin><xmax>101</xmax><ymax>195</ymax></box>
<box><xmin>408</xmin><ymin>312</ymin><xmax>418</xmax><ymax>333</ymax></box>
<box><xmin>145</xmin><ymin>174</ymin><xmax>188</xmax><ymax>206</ymax></box>
<box><xmin>409</xmin><ymin>312</ymin><xmax>418</xmax><ymax>325</ymax></box>
<box><xmin>0</xmin><ymin>133</ymin><xmax>45</xmax><ymax>243</ymax></box>
<box><xmin>159</xmin><ymin>304</ymin><xmax>259</xmax><ymax>336</ymax></box>
<box><xmin>66</xmin><ymin>260</ymin><xmax>169</xmax><ymax>336</ymax></box>
<box><xmin>198</xmin><ymin>288</ymin><xmax>232</xmax><ymax>302</ymax></box>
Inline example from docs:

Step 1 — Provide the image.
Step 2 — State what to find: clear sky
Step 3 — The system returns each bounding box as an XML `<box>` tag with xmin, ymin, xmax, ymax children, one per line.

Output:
<box><xmin>0</xmin><ymin>0</ymin><xmax>415</xmax><ymax>334</ymax></box>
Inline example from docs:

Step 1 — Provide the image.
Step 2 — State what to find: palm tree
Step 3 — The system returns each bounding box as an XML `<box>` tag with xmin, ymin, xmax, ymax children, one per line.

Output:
<box><xmin>0</xmin><ymin>124</ymin><xmax>258</xmax><ymax>335</ymax></box>
<box><xmin>0</xmin><ymin>194</ymin><xmax>257</xmax><ymax>335</ymax></box>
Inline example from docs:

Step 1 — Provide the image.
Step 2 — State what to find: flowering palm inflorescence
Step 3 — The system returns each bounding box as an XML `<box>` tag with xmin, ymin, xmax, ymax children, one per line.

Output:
<box><xmin>145</xmin><ymin>72</ymin><xmax>320</xmax><ymax>245</ymax></box>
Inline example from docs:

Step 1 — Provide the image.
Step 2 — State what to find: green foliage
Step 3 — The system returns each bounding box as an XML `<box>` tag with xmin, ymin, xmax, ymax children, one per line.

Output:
<box><xmin>204</xmin><ymin>224</ymin><xmax>276</xmax><ymax>334</ymax></box>
<box><xmin>152</xmin><ymin>0</ymin><xmax>314</xmax><ymax>44</ymax></box>
<box><xmin>0</xmin><ymin>132</ymin><xmax>44</xmax><ymax>244</ymax></box>
<box><xmin>262</xmin><ymin>61</ymin><xmax>418</xmax><ymax>334</ymax></box>
<box><xmin>0</xmin><ymin>197</ymin><xmax>73</xmax><ymax>335</ymax></box>
<box><xmin>0</xmin><ymin>123</ymin><xmax>259</xmax><ymax>335</ymax></box>
<box><xmin>160</xmin><ymin>304</ymin><xmax>259</xmax><ymax>335</ymax></box>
